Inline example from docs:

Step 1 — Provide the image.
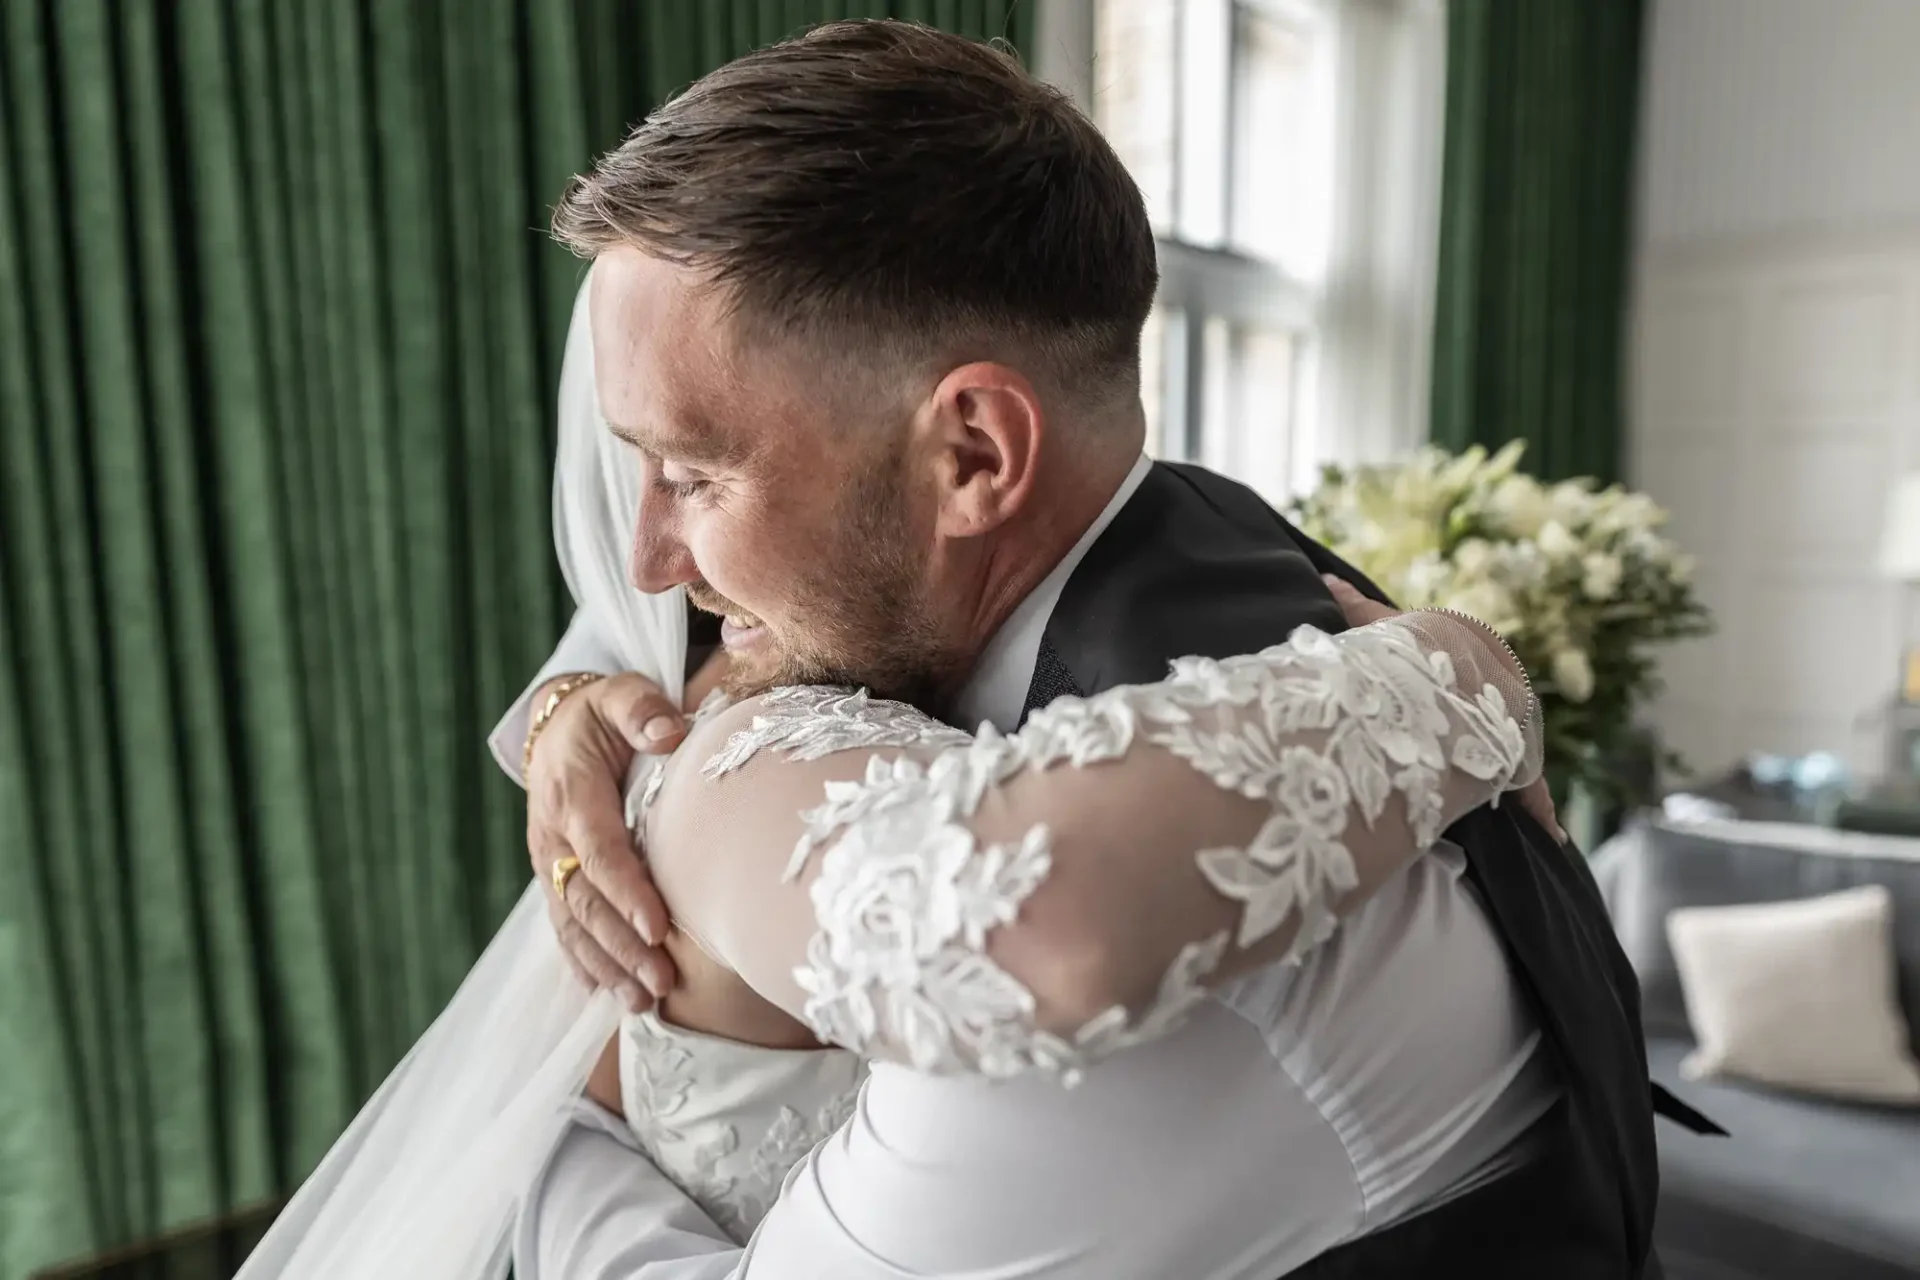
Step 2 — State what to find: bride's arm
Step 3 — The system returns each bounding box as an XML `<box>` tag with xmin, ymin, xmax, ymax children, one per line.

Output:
<box><xmin>647</xmin><ymin>610</ymin><xmax>1541</xmax><ymax>1079</ymax></box>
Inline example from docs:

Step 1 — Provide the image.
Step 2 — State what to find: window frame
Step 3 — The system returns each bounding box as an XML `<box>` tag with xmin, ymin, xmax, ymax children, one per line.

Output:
<box><xmin>1036</xmin><ymin>0</ymin><xmax>1446</xmax><ymax>497</ymax></box>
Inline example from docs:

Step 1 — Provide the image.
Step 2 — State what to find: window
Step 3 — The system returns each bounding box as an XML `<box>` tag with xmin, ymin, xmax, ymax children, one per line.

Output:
<box><xmin>1046</xmin><ymin>0</ymin><xmax>1446</xmax><ymax>505</ymax></box>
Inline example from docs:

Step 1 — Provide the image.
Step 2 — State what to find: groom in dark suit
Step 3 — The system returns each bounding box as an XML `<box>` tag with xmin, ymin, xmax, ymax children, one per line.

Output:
<box><xmin>1020</xmin><ymin>456</ymin><xmax>1725</xmax><ymax>1279</ymax></box>
<box><xmin>504</xmin><ymin>19</ymin><xmax>1717</xmax><ymax>1277</ymax></box>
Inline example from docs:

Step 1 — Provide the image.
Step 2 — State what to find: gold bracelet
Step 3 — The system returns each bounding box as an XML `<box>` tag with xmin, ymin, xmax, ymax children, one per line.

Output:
<box><xmin>522</xmin><ymin>672</ymin><xmax>607</xmax><ymax>777</ymax></box>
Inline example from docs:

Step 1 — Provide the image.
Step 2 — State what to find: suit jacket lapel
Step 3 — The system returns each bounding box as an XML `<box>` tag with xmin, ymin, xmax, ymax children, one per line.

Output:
<box><xmin>1018</xmin><ymin>634</ymin><xmax>1084</xmax><ymax>727</ymax></box>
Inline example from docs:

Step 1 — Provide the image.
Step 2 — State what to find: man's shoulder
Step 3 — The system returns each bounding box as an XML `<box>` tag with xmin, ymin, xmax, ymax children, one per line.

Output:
<box><xmin>1040</xmin><ymin>461</ymin><xmax>1350</xmax><ymax>692</ymax></box>
<box><xmin>1141</xmin><ymin>460</ymin><xmax>1305</xmax><ymax>538</ymax></box>
<box><xmin>1116</xmin><ymin>462</ymin><xmax>1356</xmax><ymax>587</ymax></box>
<box><xmin>1088</xmin><ymin>460</ymin><xmax>1318</xmax><ymax>570</ymax></box>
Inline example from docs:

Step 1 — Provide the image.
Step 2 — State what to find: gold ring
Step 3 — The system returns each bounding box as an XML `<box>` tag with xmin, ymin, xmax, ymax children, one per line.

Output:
<box><xmin>551</xmin><ymin>854</ymin><xmax>582</xmax><ymax>900</ymax></box>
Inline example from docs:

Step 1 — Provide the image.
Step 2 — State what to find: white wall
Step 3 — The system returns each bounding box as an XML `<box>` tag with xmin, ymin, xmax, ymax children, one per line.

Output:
<box><xmin>1639</xmin><ymin>0</ymin><xmax>1920</xmax><ymax>245</ymax></box>
<box><xmin>1631</xmin><ymin>0</ymin><xmax>1920</xmax><ymax>780</ymax></box>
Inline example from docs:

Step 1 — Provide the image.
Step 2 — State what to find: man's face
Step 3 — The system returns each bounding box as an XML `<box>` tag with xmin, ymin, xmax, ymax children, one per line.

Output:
<box><xmin>590</xmin><ymin>248</ymin><xmax>955</xmax><ymax>702</ymax></box>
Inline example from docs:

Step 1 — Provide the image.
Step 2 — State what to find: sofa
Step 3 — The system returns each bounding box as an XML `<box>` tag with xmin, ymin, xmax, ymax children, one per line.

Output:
<box><xmin>1593</xmin><ymin>818</ymin><xmax>1920</xmax><ymax>1279</ymax></box>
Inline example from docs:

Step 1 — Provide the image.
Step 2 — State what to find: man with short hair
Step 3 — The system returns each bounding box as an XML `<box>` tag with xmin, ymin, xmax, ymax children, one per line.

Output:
<box><xmin>500</xmin><ymin>20</ymin><xmax>1703</xmax><ymax>1277</ymax></box>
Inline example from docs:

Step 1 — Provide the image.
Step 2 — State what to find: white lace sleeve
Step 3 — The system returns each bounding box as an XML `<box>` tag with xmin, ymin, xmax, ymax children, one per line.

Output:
<box><xmin>643</xmin><ymin>611</ymin><xmax>1541</xmax><ymax>1082</ymax></box>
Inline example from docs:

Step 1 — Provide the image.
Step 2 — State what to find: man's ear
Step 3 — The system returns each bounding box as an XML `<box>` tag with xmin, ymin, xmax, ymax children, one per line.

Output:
<box><xmin>919</xmin><ymin>361</ymin><xmax>1044</xmax><ymax>538</ymax></box>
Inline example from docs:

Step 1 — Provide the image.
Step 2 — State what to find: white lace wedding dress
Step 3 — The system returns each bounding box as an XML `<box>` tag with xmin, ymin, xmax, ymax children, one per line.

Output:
<box><xmin>613</xmin><ymin>1012</ymin><xmax>864</xmax><ymax>1241</ymax></box>
<box><xmin>611</xmin><ymin>723</ymin><xmax>868</xmax><ymax>1243</ymax></box>
<box><xmin>235</xmin><ymin>607</ymin><xmax>1545</xmax><ymax>1280</ymax></box>
<box><xmin>593</xmin><ymin>609</ymin><xmax>1544</xmax><ymax>1246</ymax></box>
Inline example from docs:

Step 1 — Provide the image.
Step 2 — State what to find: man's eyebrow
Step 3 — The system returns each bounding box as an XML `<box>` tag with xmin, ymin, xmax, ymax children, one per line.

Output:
<box><xmin>605</xmin><ymin>417</ymin><xmax>749</xmax><ymax>469</ymax></box>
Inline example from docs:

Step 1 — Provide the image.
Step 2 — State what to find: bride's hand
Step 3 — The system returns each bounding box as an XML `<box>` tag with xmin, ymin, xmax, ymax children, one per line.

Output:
<box><xmin>527</xmin><ymin>671</ymin><xmax>685</xmax><ymax>1011</ymax></box>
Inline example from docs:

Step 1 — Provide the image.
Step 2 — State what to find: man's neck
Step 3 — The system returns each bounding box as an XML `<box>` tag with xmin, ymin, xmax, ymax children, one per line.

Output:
<box><xmin>936</xmin><ymin>447</ymin><xmax>1144</xmax><ymax>711</ymax></box>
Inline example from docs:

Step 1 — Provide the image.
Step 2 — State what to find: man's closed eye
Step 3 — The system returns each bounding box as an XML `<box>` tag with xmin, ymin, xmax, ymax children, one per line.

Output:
<box><xmin>654</xmin><ymin>473</ymin><xmax>714</xmax><ymax>501</ymax></box>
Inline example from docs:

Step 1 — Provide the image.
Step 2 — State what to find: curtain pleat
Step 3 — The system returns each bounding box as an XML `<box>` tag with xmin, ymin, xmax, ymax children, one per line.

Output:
<box><xmin>1427</xmin><ymin>0</ymin><xmax>1647</xmax><ymax>485</ymax></box>
<box><xmin>0</xmin><ymin>4</ymin><xmax>107</xmax><ymax>1251</ymax></box>
<box><xmin>0</xmin><ymin>3</ymin><xmax>1033</xmax><ymax>1274</ymax></box>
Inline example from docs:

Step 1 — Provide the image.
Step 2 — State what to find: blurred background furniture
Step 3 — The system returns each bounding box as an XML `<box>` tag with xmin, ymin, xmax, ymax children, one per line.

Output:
<box><xmin>1595</xmin><ymin>818</ymin><xmax>1920</xmax><ymax>1280</ymax></box>
<box><xmin>26</xmin><ymin>1203</ymin><xmax>278</xmax><ymax>1280</ymax></box>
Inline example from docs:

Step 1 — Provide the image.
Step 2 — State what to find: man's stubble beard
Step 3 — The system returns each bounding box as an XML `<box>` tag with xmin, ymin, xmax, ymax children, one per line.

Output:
<box><xmin>718</xmin><ymin>445</ymin><xmax>962</xmax><ymax>710</ymax></box>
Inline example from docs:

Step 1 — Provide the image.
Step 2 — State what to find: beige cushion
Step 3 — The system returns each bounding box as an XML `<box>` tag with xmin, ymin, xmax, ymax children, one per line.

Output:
<box><xmin>1666</xmin><ymin>885</ymin><xmax>1920</xmax><ymax>1104</ymax></box>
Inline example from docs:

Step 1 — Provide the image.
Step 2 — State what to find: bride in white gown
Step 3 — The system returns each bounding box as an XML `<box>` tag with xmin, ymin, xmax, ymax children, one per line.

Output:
<box><xmin>235</xmin><ymin>282</ymin><xmax>1545</xmax><ymax>1279</ymax></box>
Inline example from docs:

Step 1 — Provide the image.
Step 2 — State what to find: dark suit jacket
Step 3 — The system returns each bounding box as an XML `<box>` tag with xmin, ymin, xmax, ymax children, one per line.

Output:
<box><xmin>1021</xmin><ymin>461</ymin><xmax>1699</xmax><ymax>1277</ymax></box>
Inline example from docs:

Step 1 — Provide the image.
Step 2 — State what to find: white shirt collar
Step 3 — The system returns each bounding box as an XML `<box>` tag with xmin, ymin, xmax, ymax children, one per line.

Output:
<box><xmin>951</xmin><ymin>455</ymin><xmax>1153</xmax><ymax>733</ymax></box>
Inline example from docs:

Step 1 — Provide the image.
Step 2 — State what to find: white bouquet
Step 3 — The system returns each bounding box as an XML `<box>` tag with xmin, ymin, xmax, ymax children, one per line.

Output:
<box><xmin>1290</xmin><ymin>441</ymin><xmax>1712</xmax><ymax>807</ymax></box>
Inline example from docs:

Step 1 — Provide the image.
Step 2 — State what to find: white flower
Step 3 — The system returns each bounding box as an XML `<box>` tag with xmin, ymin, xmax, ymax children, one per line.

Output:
<box><xmin>1581</xmin><ymin>552</ymin><xmax>1623</xmax><ymax>601</ymax></box>
<box><xmin>1501</xmin><ymin>540</ymin><xmax>1550</xmax><ymax>589</ymax></box>
<box><xmin>1595</xmin><ymin>491</ymin><xmax>1661</xmax><ymax>535</ymax></box>
<box><xmin>1403</xmin><ymin>551</ymin><xmax>1450</xmax><ymax>602</ymax></box>
<box><xmin>1485</xmin><ymin>440</ymin><xmax>1526</xmax><ymax>482</ymax></box>
<box><xmin>1438</xmin><ymin>446</ymin><xmax>1491</xmax><ymax>493</ymax></box>
<box><xmin>1445</xmin><ymin>580</ymin><xmax>1519</xmax><ymax>637</ymax></box>
<box><xmin>1551</xmin><ymin>648</ymin><xmax>1595</xmax><ymax>703</ymax></box>
<box><xmin>1536</xmin><ymin>520</ymin><xmax>1580</xmax><ymax>561</ymax></box>
<box><xmin>1289</xmin><ymin>447</ymin><xmax>1711</xmax><ymax>761</ymax></box>
<box><xmin>1549</xmin><ymin>480</ymin><xmax>1594</xmax><ymax>523</ymax></box>
<box><xmin>1390</xmin><ymin>467</ymin><xmax>1437</xmax><ymax>512</ymax></box>
<box><xmin>1488</xmin><ymin>475</ymin><xmax>1552</xmax><ymax>537</ymax></box>
<box><xmin>1453</xmin><ymin>537</ymin><xmax>1494</xmax><ymax>576</ymax></box>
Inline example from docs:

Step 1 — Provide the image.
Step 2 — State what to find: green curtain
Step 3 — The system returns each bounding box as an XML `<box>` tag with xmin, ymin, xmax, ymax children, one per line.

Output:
<box><xmin>0</xmin><ymin>2</ymin><xmax>1031</xmax><ymax>1275</ymax></box>
<box><xmin>1427</xmin><ymin>0</ymin><xmax>1648</xmax><ymax>485</ymax></box>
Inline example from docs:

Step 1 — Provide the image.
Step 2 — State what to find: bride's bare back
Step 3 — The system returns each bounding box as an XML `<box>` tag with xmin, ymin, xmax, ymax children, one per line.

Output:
<box><xmin>656</xmin><ymin>653</ymin><xmax>822</xmax><ymax>1049</ymax></box>
<box><xmin>656</xmin><ymin>927</ymin><xmax>822</xmax><ymax>1049</ymax></box>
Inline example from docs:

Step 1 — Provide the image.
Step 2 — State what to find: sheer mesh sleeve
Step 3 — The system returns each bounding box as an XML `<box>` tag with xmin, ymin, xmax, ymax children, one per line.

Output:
<box><xmin>643</xmin><ymin>611</ymin><xmax>1540</xmax><ymax>1082</ymax></box>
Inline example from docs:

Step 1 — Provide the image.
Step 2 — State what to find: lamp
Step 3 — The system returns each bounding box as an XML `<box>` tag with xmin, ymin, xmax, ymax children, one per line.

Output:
<box><xmin>1878</xmin><ymin>473</ymin><xmax>1920</xmax><ymax>729</ymax></box>
<box><xmin>1879</xmin><ymin>473</ymin><xmax>1920</xmax><ymax>582</ymax></box>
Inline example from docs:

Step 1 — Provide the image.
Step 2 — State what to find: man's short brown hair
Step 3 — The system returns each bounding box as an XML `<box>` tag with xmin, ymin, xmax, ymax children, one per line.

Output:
<box><xmin>553</xmin><ymin>19</ymin><xmax>1157</xmax><ymax>409</ymax></box>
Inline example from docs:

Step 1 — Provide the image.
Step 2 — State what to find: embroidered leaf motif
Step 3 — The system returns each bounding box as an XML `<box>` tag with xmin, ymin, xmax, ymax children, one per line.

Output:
<box><xmin>694</xmin><ymin>618</ymin><xmax>1530</xmax><ymax>1084</ymax></box>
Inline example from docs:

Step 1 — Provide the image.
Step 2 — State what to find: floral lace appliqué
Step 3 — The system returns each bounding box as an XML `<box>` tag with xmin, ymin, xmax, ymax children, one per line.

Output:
<box><xmin>703</xmin><ymin>686</ymin><xmax>971</xmax><ymax>780</ymax></box>
<box><xmin>709</xmin><ymin>620</ymin><xmax>1530</xmax><ymax>1084</ymax></box>
<box><xmin>620</xmin><ymin>1014</ymin><xmax>863</xmax><ymax>1242</ymax></box>
<box><xmin>721</xmin><ymin>1091</ymin><xmax>861</xmax><ymax>1238</ymax></box>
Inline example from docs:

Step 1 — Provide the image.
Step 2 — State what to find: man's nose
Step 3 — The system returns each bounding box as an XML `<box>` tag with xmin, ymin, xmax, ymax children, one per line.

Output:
<box><xmin>629</xmin><ymin>489</ymin><xmax>698</xmax><ymax>594</ymax></box>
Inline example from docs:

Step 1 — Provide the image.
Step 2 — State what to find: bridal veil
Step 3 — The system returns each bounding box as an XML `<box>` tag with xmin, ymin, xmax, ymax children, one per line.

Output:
<box><xmin>236</xmin><ymin>269</ymin><xmax>686</xmax><ymax>1280</ymax></box>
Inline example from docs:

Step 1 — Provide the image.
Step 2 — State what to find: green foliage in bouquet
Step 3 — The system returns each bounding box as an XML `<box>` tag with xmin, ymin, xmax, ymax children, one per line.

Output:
<box><xmin>1289</xmin><ymin>442</ymin><xmax>1714</xmax><ymax>810</ymax></box>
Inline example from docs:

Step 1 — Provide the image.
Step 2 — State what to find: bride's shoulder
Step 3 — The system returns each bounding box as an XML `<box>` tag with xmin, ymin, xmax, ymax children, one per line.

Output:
<box><xmin>638</xmin><ymin>684</ymin><xmax>971</xmax><ymax>988</ymax></box>
<box><xmin>679</xmin><ymin>685</ymin><xmax>970</xmax><ymax>782</ymax></box>
<box><xmin>638</xmin><ymin>684</ymin><xmax>967</xmax><ymax>890</ymax></box>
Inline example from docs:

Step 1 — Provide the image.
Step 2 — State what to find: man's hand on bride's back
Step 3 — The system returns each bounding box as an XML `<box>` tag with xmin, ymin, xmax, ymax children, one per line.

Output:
<box><xmin>526</xmin><ymin>672</ymin><xmax>685</xmax><ymax>1012</ymax></box>
<box><xmin>1321</xmin><ymin>574</ymin><xmax>1399</xmax><ymax>629</ymax></box>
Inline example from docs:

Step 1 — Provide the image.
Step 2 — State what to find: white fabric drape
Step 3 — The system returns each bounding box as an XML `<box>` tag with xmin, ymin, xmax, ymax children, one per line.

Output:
<box><xmin>236</xmin><ymin>268</ymin><xmax>691</xmax><ymax>1280</ymax></box>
